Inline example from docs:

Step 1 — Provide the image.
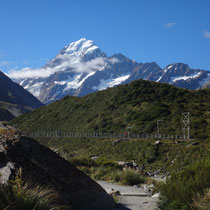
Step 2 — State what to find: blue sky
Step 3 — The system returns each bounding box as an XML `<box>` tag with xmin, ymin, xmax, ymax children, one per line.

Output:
<box><xmin>0</xmin><ymin>0</ymin><xmax>210</xmax><ymax>73</ymax></box>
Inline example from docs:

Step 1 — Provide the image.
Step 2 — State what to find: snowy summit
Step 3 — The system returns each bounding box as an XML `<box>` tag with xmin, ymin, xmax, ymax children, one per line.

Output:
<box><xmin>8</xmin><ymin>38</ymin><xmax>210</xmax><ymax>104</ymax></box>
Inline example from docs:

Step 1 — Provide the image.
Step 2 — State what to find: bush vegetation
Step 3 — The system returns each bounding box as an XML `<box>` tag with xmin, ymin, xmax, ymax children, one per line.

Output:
<box><xmin>157</xmin><ymin>158</ymin><xmax>210</xmax><ymax>210</ymax></box>
<box><xmin>69</xmin><ymin>156</ymin><xmax>144</xmax><ymax>185</ymax></box>
<box><xmin>11</xmin><ymin>80</ymin><xmax>210</xmax><ymax>140</ymax></box>
<box><xmin>120</xmin><ymin>169</ymin><xmax>145</xmax><ymax>186</ymax></box>
<box><xmin>38</xmin><ymin>137</ymin><xmax>210</xmax><ymax>174</ymax></box>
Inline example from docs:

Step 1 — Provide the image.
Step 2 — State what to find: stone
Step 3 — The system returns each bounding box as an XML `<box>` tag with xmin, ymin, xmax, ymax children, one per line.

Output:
<box><xmin>0</xmin><ymin>124</ymin><xmax>115</xmax><ymax>210</ymax></box>
<box><xmin>91</xmin><ymin>155</ymin><xmax>99</xmax><ymax>160</ymax></box>
<box><xmin>112</xmin><ymin>139</ymin><xmax>129</xmax><ymax>146</ymax></box>
<box><xmin>106</xmin><ymin>188</ymin><xmax>121</xmax><ymax>196</ymax></box>
<box><xmin>191</xmin><ymin>142</ymin><xmax>199</xmax><ymax>146</ymax></box>
<box><xmin>138</xmin><ymin>164</ymin><xmax>145</xmax><ymax>171</ymax></box>
<box><xmin>154</xmin><ymin>140</ymin><xmax>161</xmax><ymax>145</ymax></box>
<box><xmin>152</xmin><ymin>193</ymin><xmax>160</xmax><ymax>198</ymax></box>
<box><xmin>0</xmin><ymin>162</ymin><xmax>15</xmax><ymax>184</ymax></box>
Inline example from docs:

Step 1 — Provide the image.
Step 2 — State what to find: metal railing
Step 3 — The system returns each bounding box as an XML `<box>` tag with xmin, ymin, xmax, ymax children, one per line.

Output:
<box><xmin>26</xmin><ymin>131</ymin><xmax>184</xmax><ymax>140</ymax></box>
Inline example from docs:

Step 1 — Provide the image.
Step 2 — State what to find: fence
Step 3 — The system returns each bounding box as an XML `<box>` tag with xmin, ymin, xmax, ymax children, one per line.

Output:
<box><xmin>27</xmin><ymin>131</ymin><xmax>185</xmax><ymax>140</ymax></box>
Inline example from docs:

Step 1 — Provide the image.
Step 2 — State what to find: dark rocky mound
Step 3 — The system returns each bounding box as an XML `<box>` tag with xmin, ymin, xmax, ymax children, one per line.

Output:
<box><xmin>0</xmin><ymin>123</ymin><xmax>115</xmax><ymax>210</ymax></box>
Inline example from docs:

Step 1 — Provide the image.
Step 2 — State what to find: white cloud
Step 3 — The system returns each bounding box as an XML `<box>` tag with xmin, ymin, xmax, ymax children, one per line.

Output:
<box><xmin>7</xmin><ymin>67</ymin><xmax>56</xmax><ymax>79</ymax></box>
<box><xmin>63</xmin><ymin>57</ymin><xmax>106</xmax><ymax>73</ymax></box>
<box><xmin>164</xmin><ymin>22</ymin><xmax>175</xmax><ymax>28</ymax></box>
<box><xmin>7</xmin><ymin>57</ymin><xmax>119</xmax><ymax>79</ymax></box>
<box><xmin>108</xmin><ymin>57</ymin><xmax>119</xmax><ymax>64</ymax></box>
<box><xmin>203</xmin><ymin>30</ymin><xmax>210</xmax><ymax>39</ymax></box>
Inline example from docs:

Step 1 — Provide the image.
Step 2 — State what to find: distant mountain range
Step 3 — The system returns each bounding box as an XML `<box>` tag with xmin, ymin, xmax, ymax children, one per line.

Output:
<box><xmin>0</xmin><ymin>71</ymin><xmax>43</xmax><ymax>120</ymax></box>
<box><xmin>10</xmin><ymin>38</ymin><xmax>210</xmax><ymax>104</ymax></box>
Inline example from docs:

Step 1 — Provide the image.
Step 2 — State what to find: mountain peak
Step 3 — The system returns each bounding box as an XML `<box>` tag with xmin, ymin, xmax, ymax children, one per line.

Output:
<box><xmin>46</xmin><ymin>38</ymin><xmax>106</xmax><ymax>69</ymax></box>
<box><xmin>63</xmin><ymin>38</ymin><xmax>99</xmax><ymax>56</ymax></box>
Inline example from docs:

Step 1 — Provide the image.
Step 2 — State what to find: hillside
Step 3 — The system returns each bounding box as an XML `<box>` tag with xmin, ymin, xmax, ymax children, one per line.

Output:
<box><xmin>0</xmin><ymin>71</ymin><xmax>43</xmax><ymax>120</ymax></box>
<box><xmin>12</xmin><ymin>79</ymin><xmax>210</xmax><ymax>140</ymax></box>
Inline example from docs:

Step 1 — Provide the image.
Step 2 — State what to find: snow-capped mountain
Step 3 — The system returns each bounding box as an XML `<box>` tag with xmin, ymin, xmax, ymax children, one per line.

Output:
<box><xmin>10</xmin><ymin>38</ymin><xmax>210</xmax><ymax>104</ymax></box>
<box><xmin>156</xmin><ymin>63</ymin><xmax>210</xmax><ymax>89</ymax></box>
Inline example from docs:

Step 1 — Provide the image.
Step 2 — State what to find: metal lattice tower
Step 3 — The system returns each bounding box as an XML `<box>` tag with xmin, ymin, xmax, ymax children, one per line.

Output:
<box><xmin>182</xmin><ymin>112</ymin><xmax>190</xmax><ymax>140</ymax></box>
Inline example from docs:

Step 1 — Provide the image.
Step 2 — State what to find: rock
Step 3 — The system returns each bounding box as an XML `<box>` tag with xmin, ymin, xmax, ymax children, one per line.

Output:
<box><xmin>146</xmin><ymin>171</ymin><xmax>154</xmax><ymax>176</ymax></box>
<box><xmin>0</xmin><ymin>162</ymin><xmax>15</xmax><ymax>184</ymax></box>
<box><xmin>142</xmin><ymin>184</ymin><xmax>149</xmax><ymax>191</ymax></box>
<box><xmin>91</xmin><ymin>155</ymin><xmax>99</xmax><ymax>160</ymax></box>
<box><xmin>191</xmin><ymin>142</ymin><xmax>199</xmax><ymax>146</ymax></box>
<box><xmin>117</xmin><ymin>161</ymin><xmax>126</xmax><ymax>165</ymax></box>
<box><xmin>0</xmin><ymin>124</ymin><xmax>115</xmax><ymax>210</ymax></box>
<box><xmin>147</xmin><ymin>184</ymin><xmax>154</xmax><ymax>189</ymax></box>
<box><xmin>154</xmin><ymin>169</ymin><xmax>161</xmax><ymax>175</ymax></box>
<box><xmin>112</xmin><ymin>139</ymin><xmax>129</xmax><ymax>146</ymax></box>
<box><xmin>132</xmin><ymin>161</ymin><xmax>138</xmax><ymax>168</ymax></box>
<box><xmin>175</xmin><ymin>140</ymin><xmax>184</xmax><ymax>144</ymax></box>
<box><xmin>138</xmin><ymin>164</ymin><xmax>145</xmax><ymax>171</ymax></box>
<box><xmin>123</xmin><ymin>161</ymin><xmax>139</xmax><ymax>170</ymax></box>
<box><xmin>106</xmin><ymin>188</ymin><xmax>121</xmax><ymax>196</ymax></box>
<box><xmin>153</xmin><ymin>140</ymin><xmax>161</xmax><ymax>145</ymax></box>
<box><xmin>152</xmin><ymin>193</ymin><xmax>160</xmax><ymax>198</ymax></box>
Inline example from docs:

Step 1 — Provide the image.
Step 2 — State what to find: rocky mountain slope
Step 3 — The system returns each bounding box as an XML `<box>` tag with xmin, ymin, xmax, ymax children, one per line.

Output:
<box><xmin>0</xmin><ymin>71</ymin><xmax>43</xmax><ymax>120</ymax></box>
<box><xmin>10</xmin><ymin>38</ymin><xmax>210</xmax><ymax>104</ymax></box>
<box><xmin>0</xmin><ymin>123</ymin><xmax>115</xmax><ymax>209</ymax></box>
<box><xmin>11</xmin><ymin>79</ymin><xmax>210</xmax><ymax>140</ymax></box>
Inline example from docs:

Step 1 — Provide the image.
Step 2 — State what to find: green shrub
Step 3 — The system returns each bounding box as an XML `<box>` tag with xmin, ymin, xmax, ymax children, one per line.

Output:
<box><xmin>95</xmin><ymin>158</ymin><xmax>121</xmax><ymax>169</ymax></box>
<box><xmin>110</xmin><ymin>170</ymin><xmax>121</xmax><ymax>183</ymax></box>
<box><xmin>70</xmin><ymin>156</ymin><xmax>96</xmax><ymax>167</ymax></box>
<box><xmin>91</xmin><ymin>167</ymin><xmax>111</xmax><ymax>180</ymax></box>
<box><xmin>158</xmin><ymin>158</ymin><xmax>210</xmax><ymax>210</ymax></box>
<box><xmin>121</xmin><ymin>169</ymin><xmax>145</xmax><ymax>186</ymax></box>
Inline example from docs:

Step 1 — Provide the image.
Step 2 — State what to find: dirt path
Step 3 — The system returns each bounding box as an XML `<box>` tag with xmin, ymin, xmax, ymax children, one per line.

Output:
<box><xmin>97</xmin><ymin>181</ymin><xmax>159</xmax><ymax>210</ymax></box>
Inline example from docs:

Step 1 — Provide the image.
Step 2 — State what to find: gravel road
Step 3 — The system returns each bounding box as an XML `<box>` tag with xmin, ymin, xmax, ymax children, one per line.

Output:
<box><xmin>97</xmin><ymin>180</ymin><xmax>159</xmax><ymax>210</ymax></box>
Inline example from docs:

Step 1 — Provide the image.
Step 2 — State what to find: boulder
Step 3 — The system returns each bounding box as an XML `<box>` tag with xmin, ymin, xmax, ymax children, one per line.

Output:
<box><xmin>112</xmin><ymin>138</ymin><xmax>129</xmax><ymax>146</ymax></box>
<box><xmin>0</xmin><ymin>124</ymin><xmax>115</xmax><ymax>210</ymax></box>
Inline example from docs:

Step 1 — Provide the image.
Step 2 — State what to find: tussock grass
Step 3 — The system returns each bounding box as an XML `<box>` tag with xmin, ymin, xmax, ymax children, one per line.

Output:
<box><xmin>0</xmin><ymin>171</ymin><xmax>66</xmax><ymax>210</ymax></box>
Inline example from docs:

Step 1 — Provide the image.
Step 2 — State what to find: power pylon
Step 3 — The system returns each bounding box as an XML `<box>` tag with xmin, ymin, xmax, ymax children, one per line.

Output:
<box><xmin>182</xmin><ymin>112</ymin><xmax>190</xmax><ymax>140</ymax></box>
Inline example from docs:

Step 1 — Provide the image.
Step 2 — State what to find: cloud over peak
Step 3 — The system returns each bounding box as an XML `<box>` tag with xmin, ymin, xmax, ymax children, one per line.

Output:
<box><xmin>7</xmin><ymin>57</ymin><xmax>119</xmax><ymax>80</ymax></box>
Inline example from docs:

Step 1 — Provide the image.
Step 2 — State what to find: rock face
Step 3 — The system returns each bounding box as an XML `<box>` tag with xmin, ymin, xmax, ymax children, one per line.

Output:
<box><xmin>0</xmin><ymin>123</ymin><xmax>115</xmax><ymax>210</ymax></box>
<box><xmin>10</xmin><ymin>38</ymin><xmax>210</xmax><ymax>104</ymax></box>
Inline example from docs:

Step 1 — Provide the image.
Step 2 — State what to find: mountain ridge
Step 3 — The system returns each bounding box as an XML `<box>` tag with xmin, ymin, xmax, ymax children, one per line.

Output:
<box><xmin>9</xmin><ymin>38</ymin><xmax>210</xmax><ymax>104</ymax></box>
